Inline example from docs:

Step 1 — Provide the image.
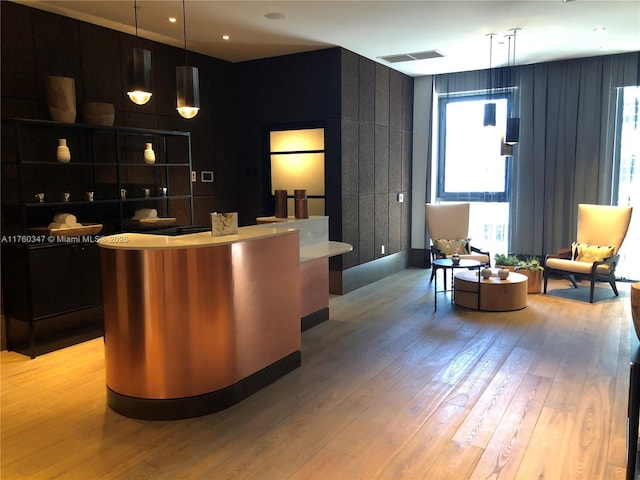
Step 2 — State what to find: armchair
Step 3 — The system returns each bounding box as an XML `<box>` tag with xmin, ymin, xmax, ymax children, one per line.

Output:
<box><xmin>425</xmin><ymin>203</ymin><xmax>490</xmax><ymax>283</ymax></box>
<box><xmin>543</xmin><ymin>203</ymin><xmax>633</xmax><ymax>303</ymax></box>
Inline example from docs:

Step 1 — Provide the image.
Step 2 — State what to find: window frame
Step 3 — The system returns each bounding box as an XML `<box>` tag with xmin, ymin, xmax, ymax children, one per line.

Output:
<box><xmin>436</xmin><ymin>92</ymin><xmax>514</xmax><ymax>203</ymax></box>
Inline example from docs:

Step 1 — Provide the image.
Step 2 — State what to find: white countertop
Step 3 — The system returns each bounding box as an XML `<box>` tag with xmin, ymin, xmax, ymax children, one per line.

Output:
<box><xmin>300</xmin><ymin>241</ymin><xmax>352</xmax><ymax>263</ymax></box>
<box><xmin>98</xmin><ymin>226</ymin><xmax>352</xmax><ymax>262</ymax></box>
<box><xmin>97</xmin><ymin>226</ymin><xmax>296</xmax><ymax>250</ymax></box>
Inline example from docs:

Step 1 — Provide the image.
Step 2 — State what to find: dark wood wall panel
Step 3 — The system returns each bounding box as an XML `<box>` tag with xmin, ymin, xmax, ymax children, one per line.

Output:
<box><xmin>338</xmin><ymin>49</ymin><xmax>414</xmax><ymax>272</ymax></box>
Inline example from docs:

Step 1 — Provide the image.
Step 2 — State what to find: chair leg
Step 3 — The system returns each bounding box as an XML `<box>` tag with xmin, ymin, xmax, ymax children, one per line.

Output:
<box><xmin>429</xmin><ymin>268</ymin><xmax>436</xmax><ymax>284</ymax></box>
<box><xmin>543</xmin><ymin>271</ymin><xmax>549</xmax><ymax>293</ymax></box>
<box><xmin>568</xmin><ymin>274</ymin><xmax>578</xmax><ymax>289</ymax></box>
<box><xmin>589</xmin><ymin>281</ymin><xmax>595</xmax><ymax>303</ymax></box>
<box><xmin>610</xmin><ymin>278</ymin><xmax>619</xmax><ymax>296</ymax></box>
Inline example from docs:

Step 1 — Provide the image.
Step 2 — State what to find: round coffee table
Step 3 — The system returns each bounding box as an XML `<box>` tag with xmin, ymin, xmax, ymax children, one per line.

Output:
<box><xmin>454</xmin><ymin>269</ymin><xmax>528</xmax><ymax>311</ymax></box>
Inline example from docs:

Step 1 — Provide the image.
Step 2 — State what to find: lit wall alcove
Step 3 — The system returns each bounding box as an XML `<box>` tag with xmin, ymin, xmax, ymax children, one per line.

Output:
<box><xmin>269</xmin><ymin>127</ymin><xmax>325</xmax><ymax>216</ymax></box>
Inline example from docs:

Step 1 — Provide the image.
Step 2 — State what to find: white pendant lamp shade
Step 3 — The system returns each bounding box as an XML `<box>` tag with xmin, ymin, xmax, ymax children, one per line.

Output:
<box><xmin>127</xmin><ymin>48</ymin><xmax>152</xmax><ymax>105</ymax></box>
<box><xmin>176</xmin><ymin>65</ymin><xmax>200</xmax><ymax>119</ymax></box>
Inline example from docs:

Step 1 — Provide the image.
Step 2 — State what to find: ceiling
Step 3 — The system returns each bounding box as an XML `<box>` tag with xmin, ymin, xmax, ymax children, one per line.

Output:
<box><xmin>16</xmin><ymin>0</ymin><xmax>640</xmax><ymax>77</ymax></box>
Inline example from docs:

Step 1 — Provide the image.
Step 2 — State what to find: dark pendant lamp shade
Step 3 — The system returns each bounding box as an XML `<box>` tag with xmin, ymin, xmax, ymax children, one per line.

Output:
<box><xmin>176</xmin><ymin>65</ymin><xmax>200</xmax><ymax>119</ymax></box>
<box><xmin>127</xmin><ymin>49</ymin><xmax>152</xmax><ymax>105</ymax></box>
<box><xmin>484</xmin><ymin>102</ymin><xmax>496</xmax><ymax>127</ymax></box>
<box><xmin>506</xmin><ymin>117</ymin><xmax>520</xmax><ymax>144</ymax></box>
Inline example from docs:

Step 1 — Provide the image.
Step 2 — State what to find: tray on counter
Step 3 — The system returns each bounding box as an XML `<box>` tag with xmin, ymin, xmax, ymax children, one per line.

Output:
<box><xmin>123</xmin><ymin>217</ymin><xmax>177</xmax><ymax>230</ymax></box>
<box><xmin>30</xmin><ymin>223</ymin><xmax>103</xmax><ymax>237</ymax></box>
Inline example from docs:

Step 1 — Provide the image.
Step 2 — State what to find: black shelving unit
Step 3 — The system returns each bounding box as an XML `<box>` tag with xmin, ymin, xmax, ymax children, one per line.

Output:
<box><xmin>1</xmin><ymin>118</ymin><xmax>194</xmax><ymax>357</ymax></box>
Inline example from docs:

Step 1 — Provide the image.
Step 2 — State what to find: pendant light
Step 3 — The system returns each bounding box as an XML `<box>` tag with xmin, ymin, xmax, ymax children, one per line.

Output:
<box><xmin>176</xmin><ymin>0</ymin><xmax>200</xmax><ymax>119</ymax></box>
<box><xmin>483</xmin><ymin>33</ymin><xmax>496</xmax><ymax>127</ymax></box>
<box><xmin>127</xmin><ymin>0</ymin><xmax>152</xmax><ymax>105</ymax></box>
<box><xmin>505</xmin><ymin>28</ymin><xmax>521</xmax><ymax>144</ymax></box>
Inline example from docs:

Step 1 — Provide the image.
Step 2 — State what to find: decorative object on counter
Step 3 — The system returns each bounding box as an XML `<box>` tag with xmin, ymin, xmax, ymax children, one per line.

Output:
<box><xmin>498</xmin><ymin>268</ymin><xmax>510</xmax><ymax>280</ymax></box>
<box><xmin>451</xmin><ymin>252</ymin><xmax>461</xmax><ymax>265</ymax></box>
<box><xmin>127</xmin><ymin>0</ymin><xmax>152</xmax><ymax>105</ymax></box>
<box><xmin>481</xmin><ymin>267</ymin><xmax>493</xmax><ymax>279</ymax></box>
<box><xmin>56</xmin><ymin>138</ymin><xmax>71</xmax><ymax>163</ymax></box>
<box><xmin>120</xmin><ymin>188</ymin><xmax>127</xmax><ymax>199</ymax></box>
<box><xmin>211</xmin><ymin>212</ymin><xmax>238</xmax><ymax>237</ymax></box>
<box><xmin>275</xmin><ymin>189</ymin><xmax>288</xmax><ymax>218</ymax></box>
<box><xmin>35</xmin><ymin>193</ymin><xmax>45</xmax><ymax>203</ymax></box>
<box><xmin>294</xmin><ymin>189</ymin><xmax>309</xmax><ymax>219</ymax></box>
<box><xmin>176</xmin><ymin>0</ymin><xmax>200</xmax><ymax>119</ymax></box>
<box><xmin>29</xmin><ymin>213</ymin><xmax>102</xmax><ymax>237</ymax></box>
<box><xmin>82</xmin><ymin>102</ymin><xmax>115</xmax><ymax>126</ymax></box>
<box><xmin>46</xmin><ymin>76</ymin><xmax>76</xmax><ymax>123</ymax></box>
<box><xmin>49</xmin><ymin>212</ymin><xmax>81</xmax><ymax>229</ymax></box>
<box><xmin>144</xmin><ymin>143</ymin><xmax>155</xmax><ymax>164</ymax></box>
<box><xmin>133</xmin><ymin>208</ymin><xmax>158</xmax><ymax>219</ymax></box>
<box><xmin>632</xmin><ymin>283</ymin><xmax>640</xmax><ymax>340</ymax></box>
<box><xmin>123</xmin><ymin>209</ymin><xmax>176</xmax><ymax>230</ymax></box>
<box><xmin>143</xmin><ymin>188</ymin><xmax>150</xmax><ymax>198</ymax></box>
<box><xmin>86</xmin><ymin>191</ymin><xmax>94</xmax><ymax>202</ymax></box>
<box><xmin>63</xmin><ymin>192</ymin><xmax>71</xmax><ymax>202</ymax></box>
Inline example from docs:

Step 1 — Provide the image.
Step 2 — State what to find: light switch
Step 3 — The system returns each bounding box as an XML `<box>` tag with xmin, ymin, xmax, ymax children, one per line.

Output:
<box><xmin>398</xmin><ymin>193</ymin><xmax>404</xmax><ymax>203</ymax></box>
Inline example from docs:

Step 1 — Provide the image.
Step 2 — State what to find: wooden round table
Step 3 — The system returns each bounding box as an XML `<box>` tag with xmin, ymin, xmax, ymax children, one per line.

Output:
<box><xmin>454</xmin><ymin>269</ymin><xmax>528</xmax><ymax>311</ymax></box>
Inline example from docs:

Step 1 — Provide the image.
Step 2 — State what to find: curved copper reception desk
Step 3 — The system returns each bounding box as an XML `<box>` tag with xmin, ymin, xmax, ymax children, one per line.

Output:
<box><xmin>97</xmin><ymin>228</ymin><xmax>301</xmax><ymax>420</ymax></box>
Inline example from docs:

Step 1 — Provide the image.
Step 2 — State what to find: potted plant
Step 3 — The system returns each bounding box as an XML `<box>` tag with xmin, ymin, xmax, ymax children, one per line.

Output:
<box><xmin>494</xmin><ymin>253</ymin><xmax>520</xmax><ymax>271</ymax></box>
<box><xmin>516</xmin><ymin>256</ymin><xmax>544</xmax><ymax>293</ymax></box>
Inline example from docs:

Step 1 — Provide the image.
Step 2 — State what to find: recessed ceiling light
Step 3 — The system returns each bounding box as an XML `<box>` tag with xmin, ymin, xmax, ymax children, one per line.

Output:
<box><xmin>168</xmin><ymin>17</ymin><xmax>177</xmax><ymax>23</ymax></box>
<box><xmin>222</xmin><ymin>35</ymin><xmax>230</xmax><ymax>41</ymax></box>
<box><xmin>264</xmin><ymin>12</ymin><xmax>286</xmax><ymax>20</ymax></box>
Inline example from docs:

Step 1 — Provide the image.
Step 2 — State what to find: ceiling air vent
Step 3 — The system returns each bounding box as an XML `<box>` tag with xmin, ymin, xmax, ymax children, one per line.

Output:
<box><xmin>379</xmin><ymin>50</ymin><xmax>444</xmax><ymax>63</ymax></box>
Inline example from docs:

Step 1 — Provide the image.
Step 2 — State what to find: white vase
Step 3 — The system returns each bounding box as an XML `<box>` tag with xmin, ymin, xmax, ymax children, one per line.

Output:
<box><xmin>498</xmin><ymin>268</ymin><xmax>510</xmax><ymax>280</ymax></box>
<box><xmin>481</xmin><ymin>267</ymin><xmax>493</xmax><ymax>279</ymax></box>
<box><xmin>144</xmin><ymin>143</ymin><xmax>155</xmax><ymax>164</ymax></box>
<box><xmin>56</xmin><ymin>138</ymin><xmax>71</xmax><ymax>163</ymax></box>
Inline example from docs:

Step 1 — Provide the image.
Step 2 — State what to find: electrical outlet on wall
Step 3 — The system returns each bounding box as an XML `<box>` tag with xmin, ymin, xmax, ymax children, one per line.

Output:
<box><xmin>398</xmin><ymin>193</ymin><xmax>404</xmax><ymax>203</ymax></box>
<box><xmin>192</xmin><ymin>171</ymin><xmax>197</xmax><ymax>182</ymax></box>
<box><xmin>381</xmin><ymin>245</ymin><xmax>386</xmax><ymax>255</ymax></box>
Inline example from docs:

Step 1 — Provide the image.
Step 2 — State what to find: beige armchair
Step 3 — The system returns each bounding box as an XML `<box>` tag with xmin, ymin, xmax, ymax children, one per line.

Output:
<box><xmin>425</xmin><ymin>203</ymin><xmax>490</xmax><ymax>283</ymax></box>
<box><xmin>543</xmin><ymin>203</ymin><xmax>633</xmax><ymax>303</ymax></box>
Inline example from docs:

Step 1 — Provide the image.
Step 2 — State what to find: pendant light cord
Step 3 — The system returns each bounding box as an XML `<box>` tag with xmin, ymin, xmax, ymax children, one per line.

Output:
<box><xmin>182</xmin><ymin>0</ymin><xmax>188</xmax><ymax>64</ymax></box>
<box><xmin>133</xmin><ymin>0</ymin><xmax>139</xmax><ymax>37</ymax></box>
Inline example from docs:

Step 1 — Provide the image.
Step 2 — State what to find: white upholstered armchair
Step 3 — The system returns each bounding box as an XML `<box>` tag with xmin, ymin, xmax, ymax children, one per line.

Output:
<box><xmin>543</xmin><ymin>203</ymin><xmax>633</xmax><ymax>303</ymax></box>
<box><xmin>425</xmin><ymin>203</ymin><xmax>490</xmax><ymax>282</ymax></box>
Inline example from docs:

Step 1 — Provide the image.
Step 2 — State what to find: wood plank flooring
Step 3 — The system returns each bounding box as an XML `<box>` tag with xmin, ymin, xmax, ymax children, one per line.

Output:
<box><xmin>1</xmin><ymin>269</ymin><xmax>634</xmax><ymax>479</ymax></box>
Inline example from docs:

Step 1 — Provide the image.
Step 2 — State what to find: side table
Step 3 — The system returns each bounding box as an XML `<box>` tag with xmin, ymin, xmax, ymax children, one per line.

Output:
<box><xmin>431</xmin><ymin>258</ymin><xmax>481</xmax><ymax>311</ymax></box>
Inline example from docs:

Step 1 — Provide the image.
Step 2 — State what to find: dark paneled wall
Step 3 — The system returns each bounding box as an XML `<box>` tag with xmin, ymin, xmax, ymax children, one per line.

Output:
<box><xmin>1</xmin><ymin>2</ymin><xmax>414</xmax><ymax>284</ymax></box>
<box><xmin>338</xmin><ymin>51</ymin><xmax>413</xmax><ymax>270</ymax></box>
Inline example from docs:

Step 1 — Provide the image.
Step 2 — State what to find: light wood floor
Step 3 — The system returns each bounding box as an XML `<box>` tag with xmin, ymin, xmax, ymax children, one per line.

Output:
<box><xmin>1</xmin><ymin>269</ymin><xmax>634</xmax><ymax>480</ymax></box>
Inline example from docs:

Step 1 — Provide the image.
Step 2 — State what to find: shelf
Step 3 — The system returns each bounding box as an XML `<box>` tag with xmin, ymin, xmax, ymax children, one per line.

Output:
<box><xmin>12</xmin><ymin>117</ymin><xmax>191</xmax><ymax>137</ymax></box>
<box><xmin>3</xmin><ymin>118</ymin><xmax>195</xmax><ymax>357</ymax></box>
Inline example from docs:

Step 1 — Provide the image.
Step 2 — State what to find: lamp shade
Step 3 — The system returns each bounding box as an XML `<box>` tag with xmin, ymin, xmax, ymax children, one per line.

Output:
<box><xmin>176</xmin><ymin>65</ymin><xmax>200</xmax><ymax>119</ymax></box>
<box><xmin>127</xmin><ymin>48</ymin><xmax>152</xmax><ymax>105</ymax></box>
<box><xmin>506</xmin><ymin>117</ymin><xmax>520</xmax><ymax>144</ymax></box>
<box><xmin>484</xmin><ymin>103</ymin><xmax>496</xmax><ymax>127</ymax></box>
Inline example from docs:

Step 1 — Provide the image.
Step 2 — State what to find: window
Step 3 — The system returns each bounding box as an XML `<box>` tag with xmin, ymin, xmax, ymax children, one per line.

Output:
<box><xmin>613</xmin><ymin>86</ymin><xmax>639</xmax><ymax>280</ymax></box>
<box><xmin>434</xmin><ymin>93</ymin><xmax>513</xmax><ymax>257</ymax></box>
